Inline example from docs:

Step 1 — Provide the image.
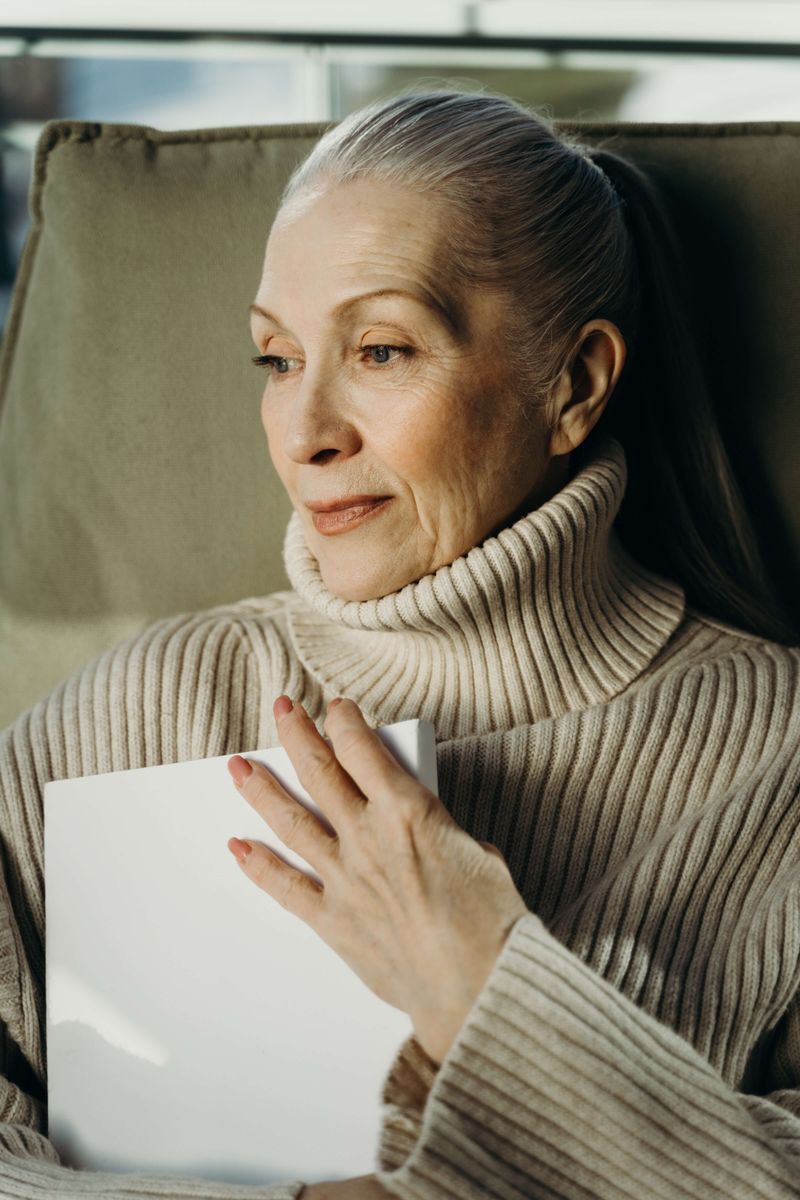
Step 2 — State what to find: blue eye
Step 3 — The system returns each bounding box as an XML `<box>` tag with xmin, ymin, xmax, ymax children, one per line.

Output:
<box><xmin>363</xmin><ymin>345</ymin><xmax>412</xmax><ymax>365</ymax></box>
<box><xmin>252</xmin><ymin>354</ymin><xmax>295</xmax><ymax>374</ymax></box>
<box><xmin>251</xmin><ymin>345</ymin><xmax>413</xmax><ymax>377</ymax></box>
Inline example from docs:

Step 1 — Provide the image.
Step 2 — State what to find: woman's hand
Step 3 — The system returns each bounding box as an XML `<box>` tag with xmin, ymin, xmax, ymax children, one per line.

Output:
<box><xmin>226</xmin><ymin>696</ymin><xmax>529</xmax><ymax>1065</ymax></box>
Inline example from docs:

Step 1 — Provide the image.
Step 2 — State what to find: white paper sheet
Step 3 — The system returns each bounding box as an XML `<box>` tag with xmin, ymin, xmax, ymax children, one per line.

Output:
<box><xmin>44</xmin><ymin>718</ymin><xmax>437</xmax><ymax>1186</ymax></box>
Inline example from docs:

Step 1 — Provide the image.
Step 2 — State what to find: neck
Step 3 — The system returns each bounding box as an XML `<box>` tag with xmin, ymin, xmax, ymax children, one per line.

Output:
<box><xmin>282</xmin><ymin>434</ymin><xmax>685</xmax><ymax>738</ymax></box>
<box><xmin>487</xmin><ymin>452</ymin><xmax>573</xmax><ymax>541</ymax></box>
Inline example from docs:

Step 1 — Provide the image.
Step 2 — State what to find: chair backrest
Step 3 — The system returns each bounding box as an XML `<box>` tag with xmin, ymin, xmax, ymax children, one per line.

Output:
<box><xmin>1</xmin><ymin>116</ymin><xmax>798</xmax><ymax>729</ymax></box>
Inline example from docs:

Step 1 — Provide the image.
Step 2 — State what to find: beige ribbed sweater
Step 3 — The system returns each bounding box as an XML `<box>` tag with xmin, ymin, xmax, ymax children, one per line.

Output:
<box><xmin>1</xmin><ymin>434</ymin><xmax>799</xmax><ymax>1199</ymax></box>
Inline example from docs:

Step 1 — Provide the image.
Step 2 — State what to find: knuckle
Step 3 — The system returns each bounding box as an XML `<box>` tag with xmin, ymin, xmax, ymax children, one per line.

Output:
<box><xmin>277</xmin><ymin>870</ymin><xmax>300</xmax><ymax>912</ymax></box>
<box><xmin>335</xmin><ymin>728</ymin><xmax>367</xmax><ymax>761</ymax></box>
<box><xmin>251</xmin><ymin>775</ymin><xmax>275</xmax><ymax>807</ymax></box>
<box><xmin>250</xmin><ymin>854</ymin><xmax>274</xmax><ymax>890</ymax></box>
<box><xmin>384</xmin><ymin>791</ymin><xmax>424</xmax><ymax>837</ymax></box>
<box><xmin>388</xmin><ymin>796</ymin><xmax>415</xmax><ymax>828</ymax></box>
<box><xmin>283</xmin><ymin>804</ymin><xmax>310</xmax><ymax>844</ymax></box>
<box><xmin>393</xmin><ymin>780</ymin><xmax>432</xmax><ymax>818</ymax></box>
<box><xmin>302</xmin><ymin>747</ymin><xmax>338</xmax><ymax>791</ymax></box>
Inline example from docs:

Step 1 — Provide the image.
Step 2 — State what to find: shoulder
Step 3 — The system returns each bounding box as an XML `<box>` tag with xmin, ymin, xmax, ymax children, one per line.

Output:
<box><xmin>683</xmin><ymin>603</ymin><xmax>794</xmax><ymax>648</ymax></box>
<box><xmin>615</xmin><ymin>605</ymin><xmax>800</xmax><ymax>742</ymax></box>
<box><xmin>106</xmin><ymin>588</ymin><xmax>304</xmax><ymax>715</ymax></box>
<box><xmin>638</xmin><ymin>604</ymin><xmax>799</xmax><ymax>683</ymax></box>
<box><xmin>116</xmin><ymin>589</ymin><xmax>301</xmax><ymax>659</ymax></box>
<box><xmin>1</xmin><ymin>589</ymin><xmax>305</xmax><ymax>762</ymax></box>
<box><xmin>177</xmin><ymin>588</ymin><xmax>299</xmax><ymax>627</ymax></box>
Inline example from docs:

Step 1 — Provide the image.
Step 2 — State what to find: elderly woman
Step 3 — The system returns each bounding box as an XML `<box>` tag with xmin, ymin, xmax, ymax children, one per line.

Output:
<box><xmin>1</xmin><ymin>88</ymin><xmax>799</xmax><ymax>1200</ymax></box>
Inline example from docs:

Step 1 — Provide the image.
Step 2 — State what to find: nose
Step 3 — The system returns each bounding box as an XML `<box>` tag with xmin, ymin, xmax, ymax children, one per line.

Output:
<box><xmin>281</xmin><ymin>367</ymin><xmax>362</xmax><ymax>465</ymax></box>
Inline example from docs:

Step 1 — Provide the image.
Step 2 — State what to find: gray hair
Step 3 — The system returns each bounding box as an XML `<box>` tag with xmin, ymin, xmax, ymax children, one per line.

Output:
<box><xmin>276</xmin><ymin>87</ymin><xmax>797</xmax><ymax>645</ymax></box>
<box><xmin>279</xmin><ymin>89</ymin><xmax>635</xmax><ymax>420</ymax></box>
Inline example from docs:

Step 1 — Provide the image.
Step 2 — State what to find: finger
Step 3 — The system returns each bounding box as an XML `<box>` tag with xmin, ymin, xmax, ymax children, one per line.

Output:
<box><xmin>228</xmin><ymin>754</ymin><xmax>339</xmax><ymax>871</ymax></box>
<box><xmin>228</xmin><ymin>836</ymin><xmax>324</xmax><ymax>924</ymax></box>
<box><xmin>323</xmin><ymin>697</ymin><xmax>433</xmax><ymax>809</ymax></box>
<box><xmin>479</xmin><ymin>840</ymin><xmax>505</xmax><ymax>859</ymax></box>
<box><xmin>272</xmin><ymin>697</ymin><xmax>366</xmax><ymax>827</ymax></box>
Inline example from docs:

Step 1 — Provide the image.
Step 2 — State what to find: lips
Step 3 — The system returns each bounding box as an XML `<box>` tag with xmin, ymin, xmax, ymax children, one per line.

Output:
<box><xmin>309</xmin><ymin>497</ymin><xmax>393</xmax><ymax>536</ymax></box>
<box><xmin>305</xmin><ymin>494</ymin><xmax>390</xmax><ymax>513</ymax></box>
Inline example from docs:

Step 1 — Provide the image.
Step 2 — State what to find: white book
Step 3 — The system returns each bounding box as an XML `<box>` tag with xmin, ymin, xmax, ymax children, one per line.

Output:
<box><xmin>44</xmin><ymin>718</ymin><xmax>437</xmax><ymax>1187</ymax></box>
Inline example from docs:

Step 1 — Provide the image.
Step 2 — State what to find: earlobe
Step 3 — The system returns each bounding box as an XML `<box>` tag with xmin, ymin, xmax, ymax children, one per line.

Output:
<box><xmin>550</xmin><ymin>391</ymin><xmax>611</xmax><ymax>458</ymax></box>
<box><xmin>548</xmin><ymin>424</ymin><xmax>577</xmax><ymax>458</ymax></box>
<box><xmin>546</xmin><ymin>368</ymin><xmax>592</xmax><ymax>458</ymax></box>
<box><xmin>548</xmin><ymin>321</ymin><xmax>625</xmax><ymax>458</ymax></box>
<box><xmin>545</xmin><ymin>368</ymin><xmax>576</xmax><ymax>458</ymax></box>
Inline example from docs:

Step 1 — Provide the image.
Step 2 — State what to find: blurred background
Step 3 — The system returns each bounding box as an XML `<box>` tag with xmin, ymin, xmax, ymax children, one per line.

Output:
<box><xmin>2</xmin><ymin>0</ymin><xmax>800</xmax><ymax>337</ymax></box>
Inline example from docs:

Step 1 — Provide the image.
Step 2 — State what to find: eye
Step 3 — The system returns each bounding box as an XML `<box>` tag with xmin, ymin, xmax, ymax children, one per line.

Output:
<box><xmin>362</xmin><ymin>344</ymin><xmax>413</xmax><ymax>366</ymax></box>
<box><xmin>251</xmin><ymin>354</ymin><xmax>300</xmax><ymax>376</ymax></box>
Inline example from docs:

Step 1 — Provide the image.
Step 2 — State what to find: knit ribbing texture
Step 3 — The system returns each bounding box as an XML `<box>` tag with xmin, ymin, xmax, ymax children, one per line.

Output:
<box><xmin>0</xmin><ymin>434</ymin><xmax>798</xmax><ymax>1198</ymax></box>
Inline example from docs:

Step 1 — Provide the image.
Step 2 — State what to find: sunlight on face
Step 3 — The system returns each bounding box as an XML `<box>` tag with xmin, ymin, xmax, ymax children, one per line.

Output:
<box><xmin>250</xmin><ymin>177</ymin><xmax>557</xmax><ymax>602</ymax></box>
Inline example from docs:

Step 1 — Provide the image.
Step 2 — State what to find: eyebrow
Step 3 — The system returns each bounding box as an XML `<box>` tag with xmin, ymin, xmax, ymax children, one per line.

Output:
<box><xmin>248</xmin><ymin>286</ymin><xmax>462</xmax><ymax>337</ymax></box>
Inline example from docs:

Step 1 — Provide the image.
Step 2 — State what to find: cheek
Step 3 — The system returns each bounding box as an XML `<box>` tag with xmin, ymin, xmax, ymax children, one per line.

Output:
<box><xmin>365</xmin><ymin>396</ymin><xmax>453</xmax><ymax>487</ymax></box>
<box><xmin>391</xmin><ymin>385</ymin><xmax>503</xmax><ymax>473</ymax></box>
<box><xmin>261</xmin><ymin>392</ymin><xmax>287</xmax><ymax>454</ymax></box>
<box><xmin>260</xmin><ymin>398</ymin><xmax>276</xmax><ymax>458</ymax></box>
<box><xmin>261</xmin><ymin>397</ymin><xmax>294</xmax><ymax>490</ymax></box>
<box><xmin>400</xmin><ymin>387</ymin><xmax>542</xmax><ymax>522</ymax></box>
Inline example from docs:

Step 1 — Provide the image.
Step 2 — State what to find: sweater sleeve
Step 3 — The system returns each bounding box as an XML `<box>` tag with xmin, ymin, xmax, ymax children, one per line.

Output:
<box><xmin>0</xmin><ymin>611</ymin><xmax>307</xmax><ymax>1199</ymax></box>
<box><xmin>372</xmin><ymin>706</ymin><xmax>800</xmax><ymax>1200</ymax></box>
<box><xmin>373</xmin><ymin>908</ymin><xmax>800</xmax><ymax>1200</ymax></box>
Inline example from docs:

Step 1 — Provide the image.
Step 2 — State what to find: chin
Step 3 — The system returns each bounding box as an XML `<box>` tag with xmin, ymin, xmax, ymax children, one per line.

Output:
<box><xmin>320</xmin><ymin>560</ymin><xmax>408</xmax><ymax>603</ymax></box>
<box><xmin>322</xmin><ymin>573</ymin><xmax>384</xmax><ymax>603</ymax></box>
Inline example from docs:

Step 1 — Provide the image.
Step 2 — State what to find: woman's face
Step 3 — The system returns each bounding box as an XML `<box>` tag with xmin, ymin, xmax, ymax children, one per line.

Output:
<box><xmin>250</xmin><ymin>177</ymin><xmax>564</xmax><ymax>601</ymax></box>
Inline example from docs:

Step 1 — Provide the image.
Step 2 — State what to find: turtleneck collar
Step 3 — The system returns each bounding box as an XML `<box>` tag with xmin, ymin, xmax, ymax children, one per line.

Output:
<box><xmin>282</xmin><ymin>434</ymin><xmax>685</xmax><ymax>739</ymax></box>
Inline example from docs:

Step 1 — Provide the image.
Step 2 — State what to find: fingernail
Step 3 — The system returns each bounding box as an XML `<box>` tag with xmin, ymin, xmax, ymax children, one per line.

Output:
<box><xmin>229</xmin><ymin>837</ymin><xmax>252</xmax><ymax>863</ymax></box>
<box><xmin>328</xmin><ymin>697</ymin><xmax>343</xmax><ymax>709</ymax></box>
<box><xmin>274</xmin><ymin>695</ymin><xmax>294</xmax><ymax>719</ymax></box>
<box><xmin>228</xmin><ymin>755</ymin><xmax>253</xmax><ymax>786</ymax></box>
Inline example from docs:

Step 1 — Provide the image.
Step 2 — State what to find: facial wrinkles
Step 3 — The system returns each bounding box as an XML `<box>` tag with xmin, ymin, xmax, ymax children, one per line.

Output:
<box><xmin>252</xmin><ymin>180</ymin><xmax>546</xmax><ymax>600</ymax></box>
<box><xmin>397</xmin><ymin>395</ymin><xmax>471</xmax><ymax>561</ymax></box>
<box><xmin>262</xmin><ymin>193</ymin><xmax>459</xmax><ymax>344</ymax></box>
<box><xmin>257</xmin><ymin>306</ymin><xmax>469</xmax><ymax>508</ymax></box>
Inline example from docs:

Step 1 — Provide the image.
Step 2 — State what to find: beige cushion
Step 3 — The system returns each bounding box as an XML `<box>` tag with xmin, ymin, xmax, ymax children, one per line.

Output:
<box><xmin>1</xmin><ymin>117</ymin><xmax>798</xmax><ymax>729</ymax></box>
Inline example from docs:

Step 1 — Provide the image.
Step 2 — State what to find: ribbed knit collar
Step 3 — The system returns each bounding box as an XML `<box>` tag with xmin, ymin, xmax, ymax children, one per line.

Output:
<box><xmin>282</xmin><ymin>434</ymin><xmax>685</xmax><ymax>738</ymax></box>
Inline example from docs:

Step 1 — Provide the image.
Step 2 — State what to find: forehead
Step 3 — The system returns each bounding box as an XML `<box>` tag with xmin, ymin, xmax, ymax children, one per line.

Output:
<box><xmin>260</xmin><ymin>178</ymin><xmax>451</xmax><ymax>296</ymax></box>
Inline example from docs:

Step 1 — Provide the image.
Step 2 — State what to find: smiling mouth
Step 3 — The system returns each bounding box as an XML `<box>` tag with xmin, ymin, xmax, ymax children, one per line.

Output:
<box><xmin>310</xmin><ymin>498</ymin><xmax>393</xmax><ymax>536</ymax></box>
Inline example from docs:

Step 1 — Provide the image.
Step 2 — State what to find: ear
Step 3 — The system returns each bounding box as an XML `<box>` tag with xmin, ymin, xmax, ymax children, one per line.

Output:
<box><xmin>548</xmin><ymin>321</ymin><xmax>626</xmax><ymax>457</ymax></box>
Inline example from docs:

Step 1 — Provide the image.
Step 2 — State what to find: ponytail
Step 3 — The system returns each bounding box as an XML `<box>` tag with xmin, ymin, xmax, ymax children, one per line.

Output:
<box><xmin>280</xmin><ymin>87</ymin><xmax>797</xmax><ymax>645</ymax></box>
<box><xmin>581</xmin><ymin>144</ymin><xmax>798</xmax><ymax>645</ymax></box>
